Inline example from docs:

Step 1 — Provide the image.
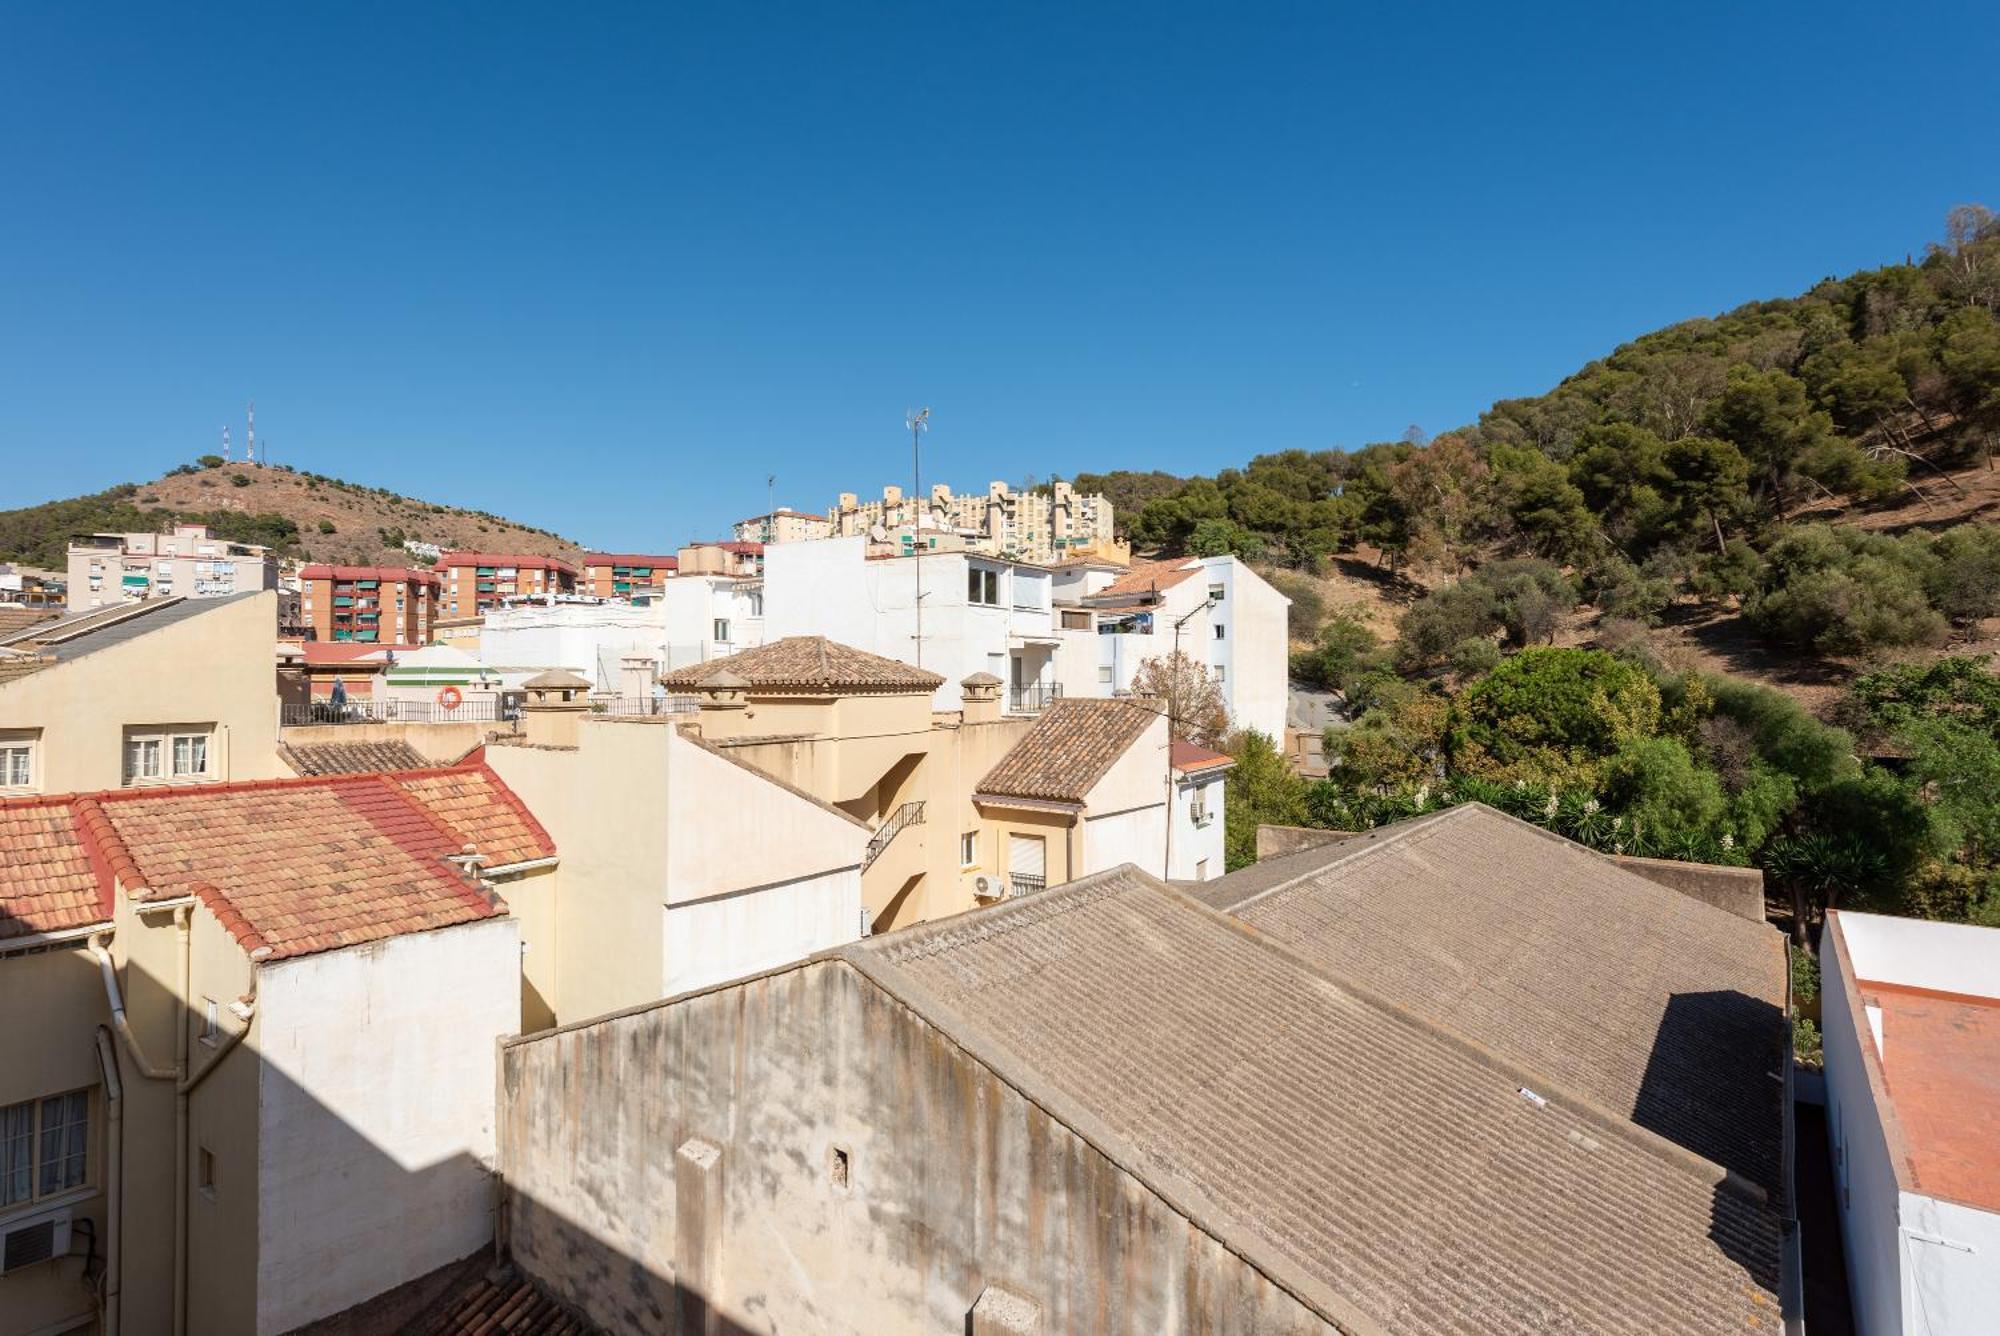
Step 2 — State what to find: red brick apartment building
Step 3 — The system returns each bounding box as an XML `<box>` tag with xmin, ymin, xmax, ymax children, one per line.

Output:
<box><xmin>298</xmin><ymin>564</ymin><xmax>441</xmax><ymax>643</ymax></box>
<box><xmin>580</xmin><ymin>552</ymin><xmax>678</xmax><ymax>599</ymax></box>
<box><xmin>437</xmin><ymin>552</ymin><xmax>578</xmax><ymax>615</ymax></box>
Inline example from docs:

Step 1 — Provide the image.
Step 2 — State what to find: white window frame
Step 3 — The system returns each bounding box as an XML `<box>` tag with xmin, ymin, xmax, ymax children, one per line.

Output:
<box><xmin>0</xmin><ymin>732</ymin><xmax>37</xmax><ymax>792</ymax></box>
<box><xmin>1190</xmin><ymin>784</ymin><xmax>1213</xmax><ymax>827</ymax></box>
<box><xmin>968</xmin><ymin>567</ymin><xmax>1000</xmax><ymax>607</ymax></box>
<box><xmin>0</xmin><ymin>1089</ymin><xmax>91</xmax><ymax>1214</ymax></box>
<box><xmin>960</xmin><ymin>831</ymin><xmax>978</xmax><ymax>868</ymax></box>
<box><xmin>125</xmin><ymin>725</ymin><xmax>215</xmax><ymax>786</ymax></box>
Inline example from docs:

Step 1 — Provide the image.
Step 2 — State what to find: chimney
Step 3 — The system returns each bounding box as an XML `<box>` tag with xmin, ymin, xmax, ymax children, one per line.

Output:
<box><xmin>619</xmin><ymin>652</ymin><xmax>655</xmax><ymax>701</ymax></box>
<box><xmin>961</xmin><ymin>672</ymin><xmax>1003</xmax><ymax>724</ymax></box>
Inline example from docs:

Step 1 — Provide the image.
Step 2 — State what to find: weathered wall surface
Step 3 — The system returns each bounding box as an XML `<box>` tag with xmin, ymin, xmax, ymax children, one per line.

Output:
<box><xmin>1608</xmin><ymin>854</ymin><xmax>1766</xmax><ymax>923</ymax></box>
<box><xmin>499</xmin><ymin>959</ymin><xmax>1334</xmax><ymax>1335</ymax></box>
<box><xmin>255</xmin><ymin>916</ymin><xmax>518</xmax><ymax>1335</ymax></box>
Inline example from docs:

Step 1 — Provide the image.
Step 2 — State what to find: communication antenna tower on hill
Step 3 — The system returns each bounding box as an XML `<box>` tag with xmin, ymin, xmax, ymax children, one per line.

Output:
<box><xmin>221</xmin><ymin>425</ymin><xmax>231</xmax><ymax>463</ymax></box>
<box><xmin>247</xmin><ymin>401</ymin><xmax>258</xmax><ymax>467</ymax></box>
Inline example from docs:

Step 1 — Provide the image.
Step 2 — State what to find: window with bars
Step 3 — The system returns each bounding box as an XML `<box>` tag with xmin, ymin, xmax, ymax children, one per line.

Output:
<box><xmin>1</xmin><ymin>1091</ymin><xmax>89</xmax><ymax>1210</ymax></box>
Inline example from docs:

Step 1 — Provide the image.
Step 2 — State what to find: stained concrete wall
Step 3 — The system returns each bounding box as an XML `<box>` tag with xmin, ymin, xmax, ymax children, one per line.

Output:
<box><xmin>1608</xmin><ymin>854</ymin><xmax>1766</xmax><ymax>923</ymax></box>
<box><xmin>498</xmin><ymin>959</ymin><xmax>1334</xmax><ymax>1335</ymax></box>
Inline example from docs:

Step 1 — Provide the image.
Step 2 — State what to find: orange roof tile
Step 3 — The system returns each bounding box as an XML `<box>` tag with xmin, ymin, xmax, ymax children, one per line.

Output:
<box><xmin>1088</xmin><ymin>557</ymin><xmax>1201</xmax><ymax>602</ymax></box>
<box><xmin>0</xmin><ymin>763</ymin><xmax>554</xmax><ymax>960</ymax></box>
<box><xmin>1859</xmin><ymin>978</ymin><xmax>2000</xmax><ymax>1212</ymax></box>
<box><xmin>0</xmin><ymin>798</ymin><xmax>111</xmax><ymax>940</ymax></box>
<box><xmin>1170</xmin><ymin>738</ymin><xmax>1234</xmax><ymax>775</ymax></box>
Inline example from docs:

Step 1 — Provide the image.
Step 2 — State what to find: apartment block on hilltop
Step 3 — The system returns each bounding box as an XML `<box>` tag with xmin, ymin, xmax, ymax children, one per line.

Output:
<box><xmin>579</xmin><ymin>552</ymin><xmax>678</xmax><ymax>600</ymax></box>
<box><xmin>436</xmin><ymin>552</ymin><xmax>577</xmax><ymax>616</ymax></box>
<box><xmin>826</xmin><ymin>478</ymin><xmax>1124</xmax><ymax>565</ymax></box>
<box><xmin>0</xmin><ymin>763</ymin><xmax>551</xmax><ymax>1336</ymax></box>
<box><xmin>490</xmin><ymin>805</ymin><xmax>1791</xmax><ymax>1335</ymax></box>
<box><xmin>731</xmin><ymin>509</ymin><xmax>834</xmax><ymax>544</ymax></box>
<box><xmin>297</xmin><ymin>564</ymin><xmax>440</xmax><ymax>644</ymax></box>
<box><xmin>675</xmin><ymin>540</ymin><xmax>763</xmax><ymax>579</ymax></box>
<box><xmin>66</xmin><ymin>525</ymin><xmax>279</xmax><ymax>611</ymax></box>
<box><xmin>1821</xmin><ymin>910</ymin><xmax>2000</xmax><ymax>1336</ymax></box>
<box><xmin>0</xmin><ymin>592</ymin><xmax>286</xmax><ymax>795</ymax></box>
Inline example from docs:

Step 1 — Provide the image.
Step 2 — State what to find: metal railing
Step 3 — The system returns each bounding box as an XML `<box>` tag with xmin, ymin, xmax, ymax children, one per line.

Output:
<box><xmin>281</xmin><ymin>697</ymin><xmax>518</xmax><ymax>727</ymax></box>
<box><xmin>588</xmin><ymin>695</ymin><xmax>700</xmax><ymax>717</ymax></box>
<box><xmin>1007</xmin><ymin>683</ymin><xmax>1064</xmax><ymax>714</ymax></box>
<box><xmin>862</xmin><ymin>800</ymin><xmax>925</xmax><ymax>871</ymax></box>
<box><xmin>1010</xmin><ymin>873</ymin><xmax>1046</xmax><ymax>896</ymax></box>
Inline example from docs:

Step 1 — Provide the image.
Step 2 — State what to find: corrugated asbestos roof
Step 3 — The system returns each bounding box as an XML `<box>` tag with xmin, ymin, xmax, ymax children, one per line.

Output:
<box><xmin>974</xmin><ymin>696</ymin><xmax>1157</xmax><ymax>803</ymax></box>
<box><xmin>1206</xmin><ymin>802</ymin><xmax>1788</xmax><ymax>1194</ymax></box>
<box><xmin>659</xmin><ymin>636</ymin><xmax>944</xmax><ymax>692</ymax></box>
<box><xmin>3</xmin><ymin>592</ymin><xmax>262</xmax><ymax>665</ymax></box>
<box><xmin>842</xmin><ymin>863</ymin><xmax>1783</xmax><ymax>1335</ymax></box>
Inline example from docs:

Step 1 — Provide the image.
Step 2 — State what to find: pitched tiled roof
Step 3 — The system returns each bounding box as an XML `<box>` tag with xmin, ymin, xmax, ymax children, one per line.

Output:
<box><xmin>844</xmin><ymin>866</ymin><xmax>1782</xmax><ymax>1335</ymax></box>
<box><xmin>1208</xmin><ymin>802</ymin><xmax>1789</xmax><ymax>1194</ymax></box>
<box><xmin>0</xmin><ymin>764</ymin><xmax>553</xmax><ymax>959</ymax></box>
<box><xmin>659</xmin><ymin>636</ymin><xmax>944</xmax><ymax>693</ymax></box>
<box><xmin>278</xmin><ymin>739</ymin><xmax>435</xmax><ymax>776</ymax></box>
<box><xmin>0</xmin><ymin>606</ymin><xmax>57</xmax><ymax>639</ymax></box>
<box><xmin>299</xmin><ymin>564</ymin><xmax>442</xmax><ymax>586</ymax></box>
<box><xmin>1169</xmin><ymin>738</ymin><xmax>1233</xmax><ymax>775</ymax></box>
<box><xmin>975</xmin><ymin>697</ymin><xmax>1157</xmax><ymax>804</ymax></box>
<box><xmin>0</xmin><ymin>799</ymin><xmax>110</xmax><ymax>940</ymax></box>
<box><xmin>520</xmin><ymin>669</ymin><xmax>593</xmax><ymax>691</ymax></box>
<box><xmin>437</xmin><ymin>552</ymin><xmax>579</xmax><ymax>575</ymax></box>
<box><xmin>393</xmin><ymin>767</ymin><xmax>555</xmax><ymax>867</ymax></box>
<box><xmin>1085</xmin><ymin>557</ymin><xmax>1200</xmax><ymax>602</ymax></box>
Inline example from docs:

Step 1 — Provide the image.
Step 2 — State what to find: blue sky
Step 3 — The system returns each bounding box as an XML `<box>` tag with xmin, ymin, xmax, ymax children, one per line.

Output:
<box><xmin>1</xmin><ymin>3</ymin><xmax>1994</xmax><ymax>548</ymax></box>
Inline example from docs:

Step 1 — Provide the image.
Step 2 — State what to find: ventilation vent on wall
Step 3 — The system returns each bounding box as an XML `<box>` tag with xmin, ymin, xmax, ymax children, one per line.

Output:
<box><xmin>0</xmin><ymin>1210</ymin><xmax>69</xmax><ymax>1274</ymax></box>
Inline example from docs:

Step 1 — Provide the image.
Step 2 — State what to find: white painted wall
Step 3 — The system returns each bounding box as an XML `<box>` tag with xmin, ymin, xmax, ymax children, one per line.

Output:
<box><xmin>253</xmin><ymin>915</ymin><xmax>520</xmax><ymax>1334</ymax></box>
<box><xmin>1203</xmin><ymin>556</ymin><xmax>1290</xmax><ymax>742</ymax></box>
<box><xmin>662</xmin><ymin>867</ymin><xmax>860</xmax><ymax>995</ymax></box>
<box><xmin>1169</xmin><ymin>772</ymin><xmax>1227</xmax><ymax>880</ymax></box>
<box><xmin>1823</xmin><ymin>913</ymin><xmax>2000</xmax><ymax>1336</ymax></box>
<box><xmin>480</xmin><ymin>601</ymin><xmax>670</xmax><ymax>685</ymax></box>
<box><xmin>1836</xmin><ymin>911</ymin><xmax>2000</xmax><ymax>1001</ymax></box>
<box><xmin>1082</xmin><ymin>805</ymin><xmax>1166</xmax><ymax>878</ymax></box>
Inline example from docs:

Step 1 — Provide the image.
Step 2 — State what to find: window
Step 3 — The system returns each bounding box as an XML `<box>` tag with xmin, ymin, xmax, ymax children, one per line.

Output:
<box><xmin>1</xmin><ymin>1091</ymin><xmax>89</xmax><ymax>1209</ymax></box>
<box><xmin>198</xmin><ymin>1146</ymin><xmax>216</xmax><ymax>1199</ymax></box>
<box><xmin>124</xmin><ymin>727</ymin><xmax>214</xmax><ymax>785</ymax></box>
<box><xmin>0</xmin><ymin>734</ymin><xmax>34</xmax><ymax>790</ymax></box>
<box><xmin>200</xmin><ymin>998</ymin><xmax>220</xmax><ymax>1046</ymax></box>
<box><xmin>712</xmin><ymin>618</ymin><xmax>731</xmax><ymax>643</ymax></box>
<box><xmin>123</xmin><ymin>737</ymin><xmax>161</xmax><ymax>783</ymax></box>
<box><xmin>1213</xmin><ymin>623</ymin><xmax>1225</xmax><ymax>640</ymax></box>
<box><xmin>1190</xmin><ymin>787</ymin><xmax>1212</xmax><ymax>826</ymax></box>
<box><xmin>960</xmin><ymin>831</ymin><xmax>978</xmax><ymax>867</ymax></box>
<box><xmin>1097</xmin><ymin>665</ymin><xmax>1113</xmax><ymax>684</ymax></box>
<box><xmin>1212</xmin><ymin>665</ymin><xmax>1225</xmax><ymax>682</ymax></box>
<box><xmin>1207</xmin><ymin>582</ymin><xmax>1225</xmax><ymax>604</ymax></box>
<box><xmin>968</xmin><ymin>568</ymin><xmax>999</xmax><ymax>606</ymax></box>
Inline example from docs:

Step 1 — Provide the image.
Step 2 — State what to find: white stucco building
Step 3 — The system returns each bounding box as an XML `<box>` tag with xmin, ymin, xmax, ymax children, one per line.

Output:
<box><xmin>477</xmin><ymin>577</ymin><xmax>764</xmax><ymax>689</ymax></box>
<box><xmin>1821</xmin><ymin>910</ymin><xmax>2000</xmax><ymax>1336</ymax></box>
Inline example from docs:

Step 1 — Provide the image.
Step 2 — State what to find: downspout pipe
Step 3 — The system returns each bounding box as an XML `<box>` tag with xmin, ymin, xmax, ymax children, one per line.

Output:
<box><xmin>93</xmin><ymin>1028</ymin><xmax>123</xmax><ymax>1336</ymax></box>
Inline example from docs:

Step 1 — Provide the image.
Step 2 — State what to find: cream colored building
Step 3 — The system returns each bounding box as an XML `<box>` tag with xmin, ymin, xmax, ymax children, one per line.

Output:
<box><xmin>826</xmin><ymin>480</ymin><xmax>1124</xmax><ymax>565</ymax></box>
<box><xmin>0</xmin><ymin>593</ymin><xmax>287</xmax><ymax>798</ymax></box>
<box><xmin>731</xmin><ymin>509</ymin><xmax>834</xmax><ymax>544</ymax></box>
<box><xmin>66</xmin><ymin>526</ymin><xmax>279</xmax><ymax>612</ymax></box>
<box><xmin>0</xmin><ymin>763</ymin><xmax>547</xmax><ymax>1336</ymax></box>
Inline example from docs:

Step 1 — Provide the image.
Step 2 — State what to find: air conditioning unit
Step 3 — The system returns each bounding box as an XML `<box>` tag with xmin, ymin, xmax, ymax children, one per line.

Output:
<box><xmin>970</xmin><ymin>874</ymin><xmax>1007</xmax><ymax>901</ymax></box>
<box><xmin>1</xmin><ymin>1208</ymin><xmax>71</xmax><ymax>1275</ymax></box>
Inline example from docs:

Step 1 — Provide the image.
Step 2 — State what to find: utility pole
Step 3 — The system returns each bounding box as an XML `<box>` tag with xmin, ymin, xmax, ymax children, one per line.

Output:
<box><xmin>765</xmin><ymin>474</ymin><xmax>776</xmax><ymax>543</ymax></box>
<box><xmin>908</xmin><ymin>408</ymin><xmax>930</xmax><ymax>669</ymax></box>
<box><xmin>1163</xmin><ymin>597</ymin><xmax>1212</xmax><ymax>877</ymax></box>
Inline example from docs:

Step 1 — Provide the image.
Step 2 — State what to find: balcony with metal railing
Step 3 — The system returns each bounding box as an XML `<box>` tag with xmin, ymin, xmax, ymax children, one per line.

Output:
<box><xmin>1007</xmin><ymin>683</ymin><xmax>1063</xmax><ymax>714</ymax></box>
<box><xmin>280</xmin><ymin>697</ymin><xmax>518</xmax><ymax>726</ymax></box>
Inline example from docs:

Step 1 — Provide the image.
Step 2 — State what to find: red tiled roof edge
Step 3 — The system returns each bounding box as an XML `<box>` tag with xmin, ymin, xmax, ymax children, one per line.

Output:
<box><xmin>387</xmin><ymin>761</ymin><xmax>557</xmax><ymax>865</ymax></box>
<box><xmin>72</xmin><ymin>797</ymin><xmax>146</xmax><ymax>901</ymax></box>
<box><xmin>191</xmin><ymin>880</ymin><xmax>271</xmax><ymax>957</ymax></box>
<box><xmin>365</xmin><ymin>774</ymin><xmax>512</xmax><ymax>924</ymax></box>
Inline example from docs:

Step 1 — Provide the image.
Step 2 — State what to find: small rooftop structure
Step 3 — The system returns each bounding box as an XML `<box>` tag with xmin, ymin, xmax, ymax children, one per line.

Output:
<box><xmin>277</xmin><ymin>738</ymin><xmax>438</xmax><ymax>777</ymax></box>
<box><xmin>660</xmin><ymin>635</ymin><xmax>944</xmax><ymax>694</ymax></box>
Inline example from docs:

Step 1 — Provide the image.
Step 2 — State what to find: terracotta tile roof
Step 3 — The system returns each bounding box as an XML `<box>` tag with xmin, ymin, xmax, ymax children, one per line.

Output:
<box><xmin>975</xmin><ymin>697</ymin><xmax>1157</xmax><ymax>804</ymax></box>
<box><xmin>414</xmin><ymin>1268</ymin><xmax>601</xmax><ymax>1335</ymax></box>
<box><xmin>0</xmin><ymin>764</ymin><xmax>553</xmax><ymax>959</ymax></box>
<box><xmin>298</xmin><ymin>564</ymin><xmax>442</xmax><ymax>586</ymax></box>
<box><xmin>393</xmin><ymin>767</ymin><xmax>555</xmax><ymax>867</ymax></box>
<box><xmin>1169</xmin><ymin>738</ymin><xmax>1233</xmax><ymax>775</ymax></box>
<box><xmin>581</xmin><ymin>552</ymin><xmax>678</xmax><ymax>568</ymax></box>
<box><xmin>1207</xmin><ymin>803</ymin><xmax>1789</xmax><ymax>1194</ymax></box>
<box><xmin>0</xmin><ymin>606</ymin><xmax>57</xmax><ymax>638</ymax></box>
<box><xmin>520</xmin><ymin>669</ymin><xmax>593</xmax><ymax>691</ymax></box>
<box><xmin>278</xmin><ymin>739</ymin><xmax>435</xmax><ymax>776</ymax></box>
<box><xmin>1086</xmin><ymin>556</ymin><xmax>1200</xmax><ymax>602</ymax></box>
<box><xmin>0</xmin><ymin>799</ymin><xmax>111</xmax><ymax>940</ymax></box>
<box><xmin>438</xmin><ymin>552</ymin><xmax>579</xmax><ymax>575</ymax></box>
<box><xmin>659</xmin><ymin>636</ymin><xmax>944</xmax><ymax>693</ymax></box>
<box><xmin>845</xmin><ymin>866</ymin><xmax>1783</xmax><ymax>1335</ymax></box>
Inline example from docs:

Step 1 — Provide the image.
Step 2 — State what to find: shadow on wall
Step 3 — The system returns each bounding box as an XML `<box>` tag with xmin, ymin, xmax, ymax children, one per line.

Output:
<box><xmin>1633</xmin><ymin>989</ymin><xmax>1789</xmax><ymax>1291</ymax></box>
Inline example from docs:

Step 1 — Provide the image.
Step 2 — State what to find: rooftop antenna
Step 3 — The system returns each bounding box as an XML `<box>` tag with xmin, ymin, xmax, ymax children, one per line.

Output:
<box><xmin>221</xmin><ymin>425</ymin><xmax>231</xmax><ymax>463</ymax></box>
<box><xmin>247</xmin><ymin>401</ymin><xmax>257</xmax><ymax>467</ymax></box>
<box><xmin>766</xmin><ymin>473</ymin><xmax>777</xmax><ymax>542</ymax></box>
<box><xmin>907</xmin><ymin>408</ymin><xmax>930</xmax><ymax>669</ymax></box>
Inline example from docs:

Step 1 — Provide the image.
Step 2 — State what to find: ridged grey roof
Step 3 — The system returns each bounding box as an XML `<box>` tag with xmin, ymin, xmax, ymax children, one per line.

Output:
<box><xmin>5</xmin><ymin>592</ymin><xmax>263</xmax><ymax>664</ymax></box>
<box><xmin>1210</xmin><ymin>802</ymin><xmax>1788</xmax><ymax>1195</ymax></box>
<box><xmin>843</xmin><ymin>864</ymin><xmax>1781</xmax><ymax>1334</ymax></box>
